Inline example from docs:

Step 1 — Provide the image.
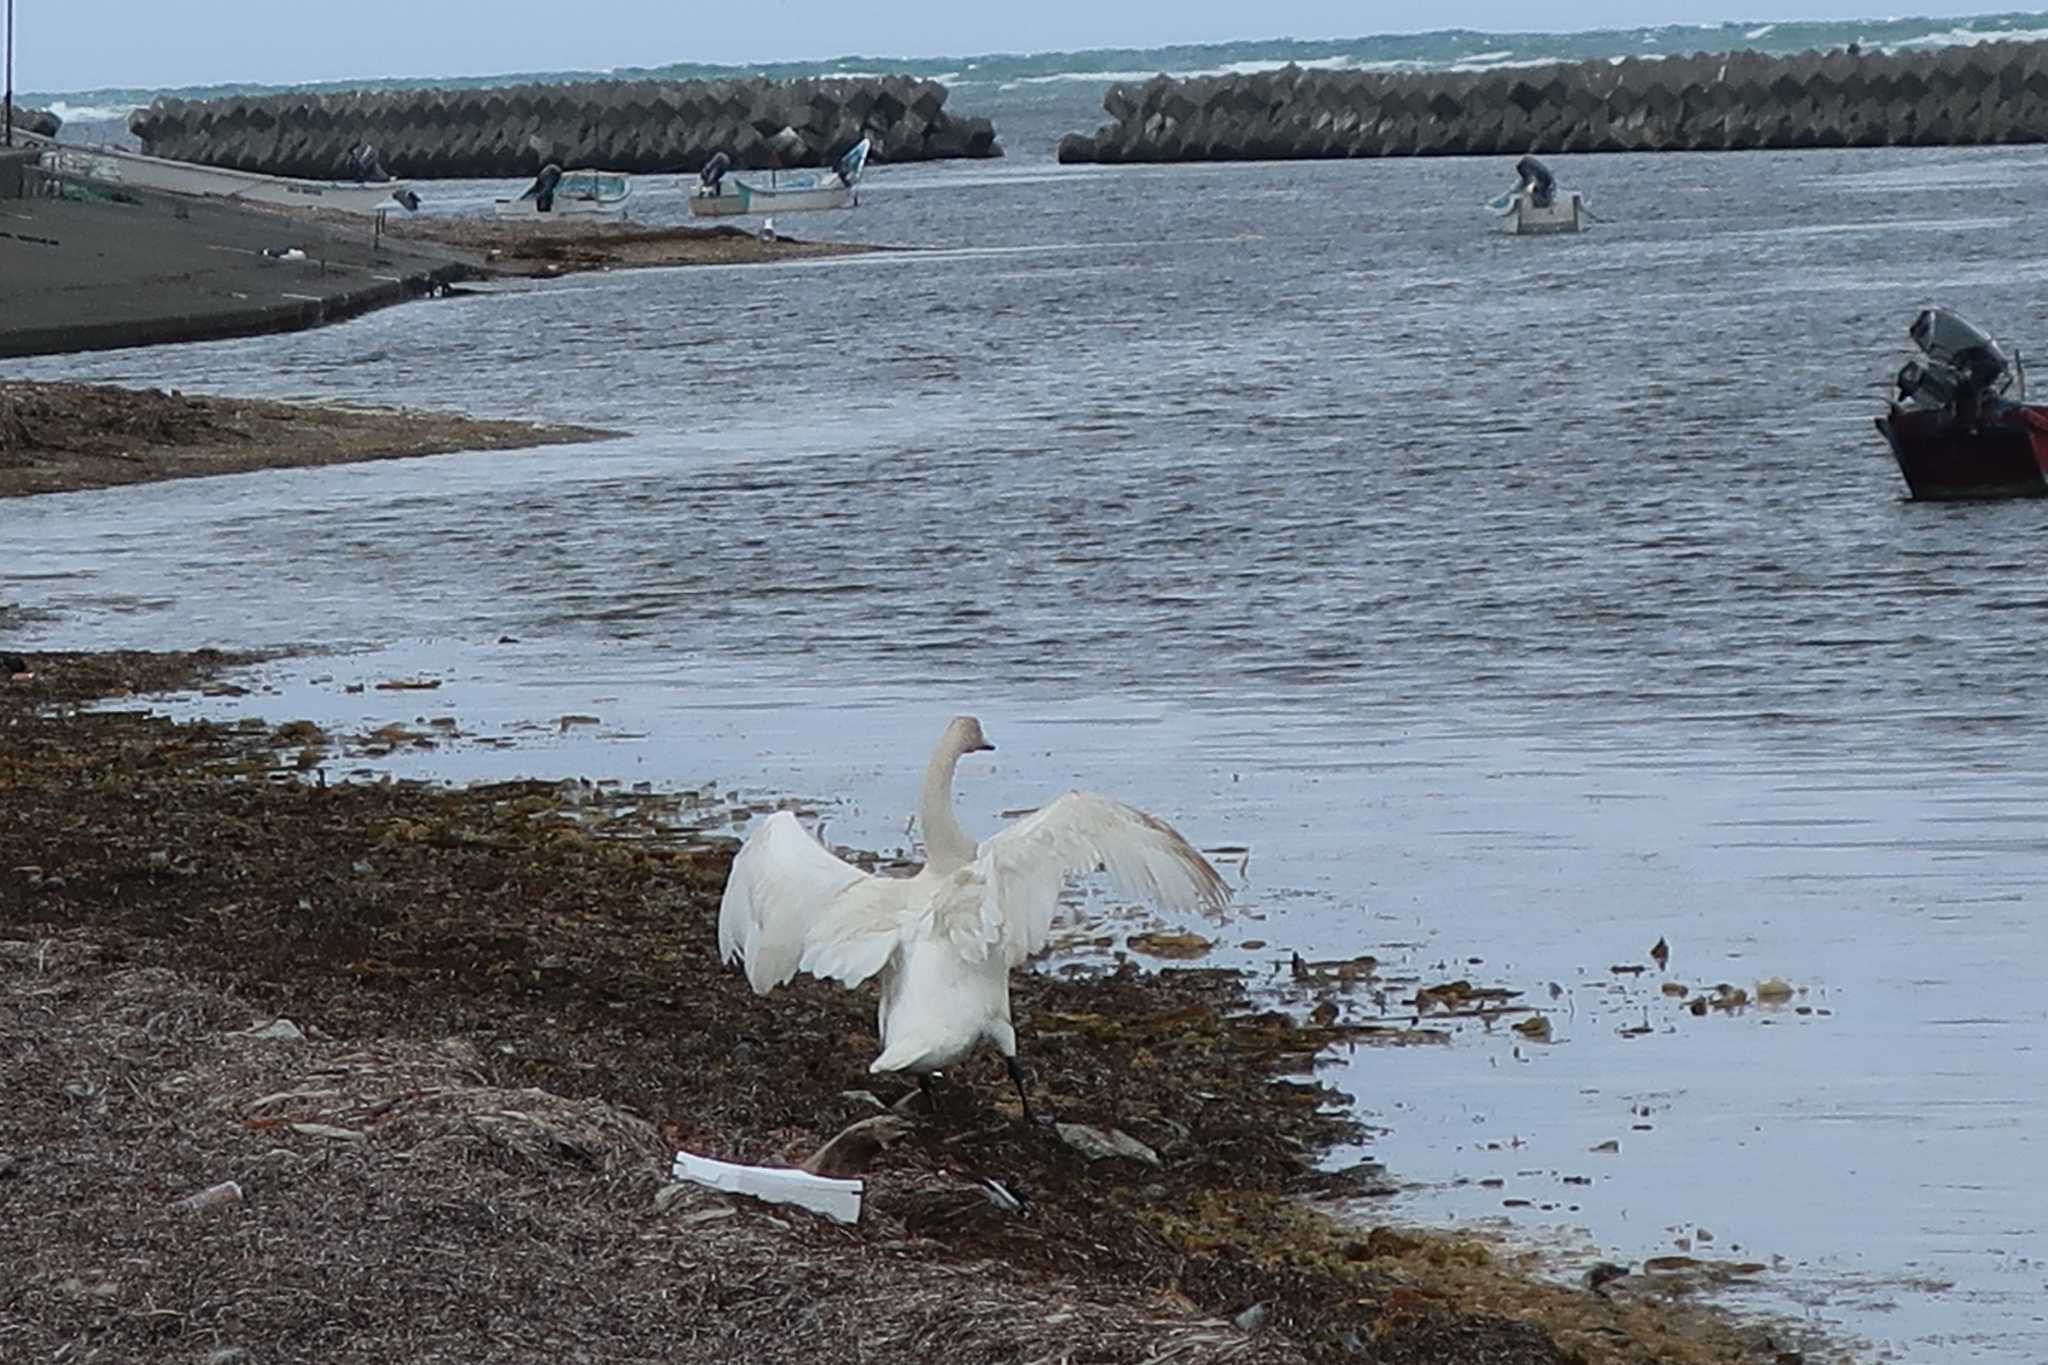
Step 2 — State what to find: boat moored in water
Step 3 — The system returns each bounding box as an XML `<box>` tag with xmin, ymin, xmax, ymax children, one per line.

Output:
<box><xmin>493</xmin><ymin>165</ymin><xmax>633</xmax><ymax>218</ymax></box>
<box><xmin>688</xmin><ymin>138</ymin><xmax>869</xmax><ymax>217</ymax></box>
<box><xmin>1486</xmin><ymin>155</ymin><xmax>1587</xmax><ymax>235</ymax></box>
<box><xmin>1876</xmin><ymin>307</ymin><xmax>2048</xmax><ymax>500</ymax></box>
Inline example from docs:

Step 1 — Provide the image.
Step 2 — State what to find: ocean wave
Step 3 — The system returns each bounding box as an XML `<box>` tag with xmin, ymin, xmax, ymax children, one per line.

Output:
<box><xmin>1889</xmin><ymin>24</ymin><xmax>2048</xmax><ymax>49</ymax></box>
<box><xmin>43</xmin><ymin>101</ymin><xmax>138</xmax><ymax>123</ymax></box>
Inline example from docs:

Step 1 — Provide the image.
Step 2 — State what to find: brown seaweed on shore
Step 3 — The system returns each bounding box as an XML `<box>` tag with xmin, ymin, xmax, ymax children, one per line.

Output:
<box><xmin>390</xmin><ymin>217</ymin><xmax>881</xmax><ymax>279</ymax></box>
<box><xmin>0</xmin><ymin>651</ymin><xmax>1840</xmax><ymax>1364</ymax></box>
<box><xmin>0</xmin><ymin>381</ymin><xmax>612</xmax><ymax>499</ymax></box>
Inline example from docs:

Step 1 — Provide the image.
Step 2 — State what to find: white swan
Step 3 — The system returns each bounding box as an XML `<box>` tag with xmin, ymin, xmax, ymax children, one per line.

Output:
<box><xmin>717</xmin><ymin>715</ymin><xmax>1230</xmax><ymax>1120</ymax></box>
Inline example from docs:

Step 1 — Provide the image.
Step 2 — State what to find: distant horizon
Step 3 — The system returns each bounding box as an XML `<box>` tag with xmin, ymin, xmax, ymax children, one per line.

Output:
<box><xmin>16</xmin><ymin>6</ymin><xmax>2047</xmax><ymax>100</ymax></box>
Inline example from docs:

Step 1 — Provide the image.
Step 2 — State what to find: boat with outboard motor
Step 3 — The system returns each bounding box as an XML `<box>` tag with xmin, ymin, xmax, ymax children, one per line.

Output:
<box><xmin>1485</xmin><ymin>155</ymin><xmax>1586</xmax><ymax>235</ymax></box>
<box><xmin>22</xmin><ymin>132</ymin><xmax>420</xmax><ymax>214</ymax></box>
<box><xmin>493</xmin><ymin>165</ymin><xmax>633</xmax><ymax>218</ymax></box>
<box><xmin>688</xmin><ymin>139</ymin><xmax>869</xmax><ymax>217</ymax></box>
<box><xmin>1875</xmin><ymin>306</ymin><xmax>2048</xmax><ymax>500</ymax></box>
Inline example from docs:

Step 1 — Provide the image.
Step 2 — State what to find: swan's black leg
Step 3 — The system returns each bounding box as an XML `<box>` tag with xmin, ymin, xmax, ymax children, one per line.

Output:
<box><xmin>918</xmin><ymin>1072</ymin><xmax>940</xmax><ymax>1116</ymax></box>
<box><xmin>1005</xmin><ymin>1055</ymin><xmax>1055</xmax><ymax>1127</ymax></box>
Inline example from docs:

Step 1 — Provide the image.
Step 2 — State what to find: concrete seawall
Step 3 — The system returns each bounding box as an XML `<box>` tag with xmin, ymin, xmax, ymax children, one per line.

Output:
<box><xmin>130</xmin><ymin>77</ymin><xmax>999</xmax><ymax>180</ymax></box>
<box><xmin>0</xmin><ymin>188</ymin><xmax>471</xmax><ymax>360</ymax></box>
<box><xmin>1056</xmin><ymin>42</ymin><xmax>2048</xmax><ymax>161</ymax></box>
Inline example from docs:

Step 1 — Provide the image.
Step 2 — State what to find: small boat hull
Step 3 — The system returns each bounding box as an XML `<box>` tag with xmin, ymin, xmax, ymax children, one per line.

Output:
<box><xmin>492</xmin><ymin>169</ymin><xmax>632</xmax><ymax>218</ymax></box>
<box><xmin>688</xmin><ymin>181</ymin><xmax>853</xmax><ymax>217</ymax></box>
<box><xmin>1508</xmin><ymin>191</ymin><xmax>1584</xmax><ymax>235</ymax></box>
<box><xmin>1876</xmin><ymin>404</ymin><xmax>2048</xmax><ymax>500</ymax></box>
<box><xmin>34</xmin><ymin>137</ymin><xmax>415</xmax><ymax>215</ymax></box>
<box><xmin>491</xmin><ymin>197</ymin><xmax>629</xmax><ymax>219</ymax></box>
<box><xmin>687</xmin><ymin>142</ymin><xmax>867</xmax><ymax>218</ymax></box>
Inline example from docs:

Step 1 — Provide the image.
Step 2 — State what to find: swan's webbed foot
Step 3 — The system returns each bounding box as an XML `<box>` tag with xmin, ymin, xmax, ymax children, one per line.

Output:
<box><xmin>1005</xmin><ymin>1055</ymin><xmax>1058</xmax><ymax>1129</ymax></box>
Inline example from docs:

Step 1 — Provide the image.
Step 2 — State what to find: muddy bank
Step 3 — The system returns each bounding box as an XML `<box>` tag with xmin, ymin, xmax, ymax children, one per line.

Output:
<box><xmin>0</xmin><ymin>381</ymin><xmax>612</xmax><ymax>498</ymax></box>
<box><xmin>0</xmin><ymin>650</ymin><xmax>1832</xmax><ymax>1365</ymax></box>
<box><xmin>392</xmin><ymin>217</ymin><xmax>883</xmax><ymax>279</ymax></box>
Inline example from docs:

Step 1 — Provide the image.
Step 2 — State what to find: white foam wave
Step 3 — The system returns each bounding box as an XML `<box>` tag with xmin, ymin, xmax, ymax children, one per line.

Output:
<box><xmin>1213</xmin><ymin>54</ymin><xmax>1363</xmax><ymax>76</ymax></box>
<box><xmin>1745</xmin><ymin>24</ymin><xmax>1777</xmax><ymax>40</ymax></box>
<box><xmin>1004</xmin><ymin>69</ymin><xmax>1171</xmax><ymax>87</ymax></box>
<box><xmin>1446</xmin><ymin>55</ymin><xmax>1561</xmax><ymax>73</ymax></box>
<box><xmin>1890</xmin><ymin>24</ymin><xmax>2048</xmax><ymax>49</ymax></box>
<box><xmin>998</xmin><ymin>52</ymin><xmax>1460</xmax><ymax>89</ymax></box>
<box><xmin>44</xmin><ymin>101</ymin><xmax>137</xmax><ymax>123</ymax></box>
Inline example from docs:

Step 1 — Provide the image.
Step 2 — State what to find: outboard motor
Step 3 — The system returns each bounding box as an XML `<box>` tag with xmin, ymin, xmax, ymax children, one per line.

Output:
<box><xmin>347</xmin><ymin>142</ymin><xmax>390</xmax><ymax>183</ymax></box>
<box><xmin>1896</xmin><ymin>307</ymin><xmax>2014</xmax><ymax>415</ymax></box>
<box><xmin>699</xmin><ymin>152</ymin><xmax>731</xmax><ymax>194</ymax></box>
<box><xmin>1514</xmin><ymin>155</ymin><xmax>1557</xmax><ymax>209</ymax></box>
<box><xmin>527</xmin><ymin>162</ymin><xmax>564</xmax><ymax>212</ymax></box>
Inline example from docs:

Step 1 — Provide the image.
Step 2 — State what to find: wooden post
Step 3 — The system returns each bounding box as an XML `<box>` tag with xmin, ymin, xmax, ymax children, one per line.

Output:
<box><xmin>3</xmin><ymin>0</ymin><xmax>15</xmax><ymax>149</ymax></box>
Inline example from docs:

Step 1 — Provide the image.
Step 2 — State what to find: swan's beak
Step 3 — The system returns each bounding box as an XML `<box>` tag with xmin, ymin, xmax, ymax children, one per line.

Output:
<box><xmin>972</xmin><ymin>741</ymin><xmax>995</xmax><ymax>753</ymax></box>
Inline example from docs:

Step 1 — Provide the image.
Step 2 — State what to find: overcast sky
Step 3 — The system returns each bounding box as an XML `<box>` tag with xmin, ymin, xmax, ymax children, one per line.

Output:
<box><xmin>14</xmin><ymin>2</ymin><xmax>2029</xmax><ymax>93</ymax></box>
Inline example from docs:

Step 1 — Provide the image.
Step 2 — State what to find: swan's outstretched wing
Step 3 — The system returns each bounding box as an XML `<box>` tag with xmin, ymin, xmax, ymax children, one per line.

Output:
<box><xmin>718</xmin><ymin>812</ymin><xmax>903</xmax><ymax>993</ymax></box>
<box><xmin>966</xmin><ymin>791</ymin><xmax>1231</xmax><ymax>966</ymax></box>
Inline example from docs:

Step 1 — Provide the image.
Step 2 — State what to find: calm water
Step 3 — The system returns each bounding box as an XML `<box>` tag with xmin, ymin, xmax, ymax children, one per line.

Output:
<box><xmin>6</xmin><ymin>141</ymin><xmax>2048</xmax><ymax>1359</ymax></box>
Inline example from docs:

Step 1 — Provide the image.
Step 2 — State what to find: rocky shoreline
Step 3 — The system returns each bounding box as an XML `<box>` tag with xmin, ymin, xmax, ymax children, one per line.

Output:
<box><xmin>130</xmin><ymin>76</ymin><xmax>999</xmax><ymax>181</ymax></box>
<box><xmin>1057</xmin><ymin>40</ymin><xmax>2048</xmax><ymax>162</ymax></box>
<box><xmin>0</xmin><ymin>381</ymin><xmax>610</xmax><ymax>498</ymax></box>
<box><xmin>0</xmin><ymin>649</ymin><xmax>1840</xmax><ymax>1365</ymax></box>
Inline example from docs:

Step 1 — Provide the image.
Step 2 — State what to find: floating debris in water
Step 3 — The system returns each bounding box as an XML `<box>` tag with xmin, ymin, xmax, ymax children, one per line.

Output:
<box><xmin>1125</xmin><ymin>930</ymin><xmax>1213</xmax><ymax>960</ymax></box>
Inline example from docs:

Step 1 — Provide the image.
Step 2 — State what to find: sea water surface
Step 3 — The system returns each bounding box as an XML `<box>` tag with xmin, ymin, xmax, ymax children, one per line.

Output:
<box><xmin>5</xmin><ymin>142</ymin><xmax>2047</xmax><ymax>1359</ymax></box>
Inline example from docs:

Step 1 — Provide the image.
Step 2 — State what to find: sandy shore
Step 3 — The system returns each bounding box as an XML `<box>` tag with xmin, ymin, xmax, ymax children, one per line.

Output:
<box><xmin>0</xmin><ymin>380</ymin><xmax>612</xmax><ymax>498</ymax></box>
<box><xmin>0</xmin><ymin>650</ymin><xmax>1832</xmax><ymax>1365</ymax></box>
<box><xmin>389</xmin><ymin>216</ymin><xmax>884</xmax><ymax>279</ymax></box>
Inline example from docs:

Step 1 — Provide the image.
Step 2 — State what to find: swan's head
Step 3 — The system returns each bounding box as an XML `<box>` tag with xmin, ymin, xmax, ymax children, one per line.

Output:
<box><xmin>943</xmin><ymin>714</ymin><xmax>994</xmax><ymax>756</ymax></box>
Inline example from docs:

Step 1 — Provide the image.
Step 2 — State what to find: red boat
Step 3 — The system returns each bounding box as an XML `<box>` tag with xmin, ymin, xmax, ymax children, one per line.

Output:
<box><xmin>1876</xmin><ymin>308</ymin><xmax>2048</xmax><ymax>500</ymax></box>
<box><xmin>1877</xmin><ymin>403</ymin><xmax>2048</xmax><ymax>500</ymax></box>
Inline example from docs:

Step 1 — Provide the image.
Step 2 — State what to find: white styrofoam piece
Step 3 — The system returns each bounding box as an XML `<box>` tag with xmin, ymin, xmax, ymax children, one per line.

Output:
<box><xmin>670</xmin><ymin>1150</ymin><xmax>864</xmax><ymax>1225</ymax></box>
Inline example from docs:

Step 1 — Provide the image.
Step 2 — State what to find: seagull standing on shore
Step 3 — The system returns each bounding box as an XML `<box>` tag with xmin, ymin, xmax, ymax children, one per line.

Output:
<box><xmin>717</xmin><ymin>716</ymin><xmax>1230</xmax><ymax>1121</ymax></box>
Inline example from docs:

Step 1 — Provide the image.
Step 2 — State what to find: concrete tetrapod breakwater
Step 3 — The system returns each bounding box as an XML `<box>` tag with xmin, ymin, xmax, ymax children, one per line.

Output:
<box><xmin>11</xmin><ymin>108</ymin><xmax>64</xmax><ymax>137</ymax></box>
<box><xmin>1056</xmin><ymin>42</ymin><xmax>2048</xmax><ymax>162</ymax></box>
<box><xmin>129</xmin><ymin>77</ymin><xmax>999</xmax><ymax>180</ymax></box>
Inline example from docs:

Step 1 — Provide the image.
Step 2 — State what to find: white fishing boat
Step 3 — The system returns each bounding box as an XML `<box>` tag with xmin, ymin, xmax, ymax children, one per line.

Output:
<box><xmin>493</xmin><ymin>165</ymin><xmax>632</xmax><ymax>218</ymax></box>
<box><xmin>26</xmin><ymin>133</ymin><xmax>419</xmax><ymax>215</ymax></box>
<box><xmin>1486</xmin><ymin>155</ymin><xmax>1587</xmax><ymax>235</ymax></box>
<box><xmin>689</xmin><ymin>138</ymin><xmax>868</xmax><ymax>218</ymax></box>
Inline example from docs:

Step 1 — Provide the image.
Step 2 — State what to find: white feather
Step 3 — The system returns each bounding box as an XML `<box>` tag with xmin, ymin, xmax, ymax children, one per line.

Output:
<box><xmin>714</xmin><ymin>719</ymin><xmax>1232</xmax><ymax>1077</ymax></box>
<box><xmin>717</xmin><ymin>812</ymin><xmax>875</xmax><ymax>993</ymax></box>
<box><xmin>971</xmin><ymin>790</ymin><xmax>1233</xmax><ymax>967</ymax></box>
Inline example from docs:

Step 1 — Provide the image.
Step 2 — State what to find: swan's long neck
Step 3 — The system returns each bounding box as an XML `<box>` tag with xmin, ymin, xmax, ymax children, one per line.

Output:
<box><xmin>919</xmin><ymin>741</ymin><xmax>978</xmax><ymax>872</ymax></box>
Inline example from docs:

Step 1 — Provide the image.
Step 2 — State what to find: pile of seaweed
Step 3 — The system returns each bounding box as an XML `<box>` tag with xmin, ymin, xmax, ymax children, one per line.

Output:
<box><xmin>0</xmin><ymin>651</ymin><xmax>1826</xmax><ymax>1364</ymax></box>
